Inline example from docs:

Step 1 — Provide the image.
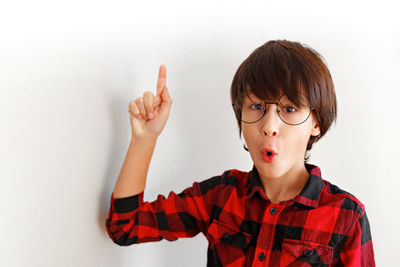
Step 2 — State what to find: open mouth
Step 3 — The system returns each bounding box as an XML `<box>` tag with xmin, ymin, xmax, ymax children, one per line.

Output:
<box><xmin>262</xmin><ymin>148</ymin><xmax>278</xmax><ymax>163</ymax></box>
<box><xmin>262</xmin><ymin>149</ymin><xmax>277</xmax><ymax>156</ymax></box>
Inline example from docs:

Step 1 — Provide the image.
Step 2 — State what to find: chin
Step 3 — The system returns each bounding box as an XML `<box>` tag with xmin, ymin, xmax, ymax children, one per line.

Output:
<box><xmin>256</xmin><ymin>160</ymin><xmax>285</xmax><ymax>178</ymax></box>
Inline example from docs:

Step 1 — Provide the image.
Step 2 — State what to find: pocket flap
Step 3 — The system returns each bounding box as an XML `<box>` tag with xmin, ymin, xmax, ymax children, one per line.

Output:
<box><xmin>207</xmin><ymin>219</ymin><xmax>252</xmax><ymax>250</ymax></box>
<box><xmin>281</xmin><ymin>238</ymin><xmax>333</xmax><ymax>264</ymax></box>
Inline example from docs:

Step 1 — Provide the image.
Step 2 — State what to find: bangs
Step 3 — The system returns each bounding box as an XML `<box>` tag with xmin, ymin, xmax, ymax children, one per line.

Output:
<box><xmin>238</xmin><ymin>42</ymin><xmax>313</xmax><ymax>109</ymax></box>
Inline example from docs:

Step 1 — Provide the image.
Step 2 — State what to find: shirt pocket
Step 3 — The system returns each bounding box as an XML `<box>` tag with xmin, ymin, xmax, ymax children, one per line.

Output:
<box><xmin>207</xmin><ymin>219</ymin><xmax>252</xmax><ymax>251</ymax></box>
<box><xmin>280</xmin><ymin>238</ymin><xmax>333</xmax><ymax>267</ymax></box>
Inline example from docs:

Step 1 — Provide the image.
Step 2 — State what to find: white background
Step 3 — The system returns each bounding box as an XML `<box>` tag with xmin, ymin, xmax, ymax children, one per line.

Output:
<box><xmin>1</xmin><ymin>0</ymin><xmax>398</xmax><ymax>266</ymax></box>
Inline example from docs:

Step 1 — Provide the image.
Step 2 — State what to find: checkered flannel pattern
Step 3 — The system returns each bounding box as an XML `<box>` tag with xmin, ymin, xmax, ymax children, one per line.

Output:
<box><xmin>105</xmin><ymin>163</ymin><xmax>375</xmax><ymax>266</ymax></box>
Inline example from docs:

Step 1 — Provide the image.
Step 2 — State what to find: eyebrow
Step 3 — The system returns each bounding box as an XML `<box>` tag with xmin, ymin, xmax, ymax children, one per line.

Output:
<box><xmin>245</xmin><ymin>94</ymin><xmax>277</xmax><ymax>103</ymax></box>
<box><xmin>244</xmin><ymin>95</ymin><xmax>260</xmax><ymax>103</ymax></box>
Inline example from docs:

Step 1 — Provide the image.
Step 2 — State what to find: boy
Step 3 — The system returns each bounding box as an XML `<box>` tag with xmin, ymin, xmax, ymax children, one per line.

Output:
<box><xmin>105</xmin><ymin>40</ymin><xmax>375</xmax><ymax>266</ymax></box>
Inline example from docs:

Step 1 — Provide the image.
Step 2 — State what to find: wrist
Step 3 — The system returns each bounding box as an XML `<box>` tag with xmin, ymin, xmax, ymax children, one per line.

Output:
<box><xmin>131</xmin><ymin>134</ymin><xmax>158</xmax><ymax>144</ymax></box>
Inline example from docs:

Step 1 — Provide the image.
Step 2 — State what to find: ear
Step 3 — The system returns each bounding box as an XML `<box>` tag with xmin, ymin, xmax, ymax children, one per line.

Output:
<box><xmin>310</xmin><ymin>121</ymin><xmax>321</xmax><ymax>137</ymax></box>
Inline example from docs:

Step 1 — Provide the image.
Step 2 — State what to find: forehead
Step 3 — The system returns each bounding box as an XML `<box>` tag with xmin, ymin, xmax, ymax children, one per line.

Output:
<box><xmin>244</xmin><ymin>92</ymin><xmax>288</xmax><ymax>102</ymax></box>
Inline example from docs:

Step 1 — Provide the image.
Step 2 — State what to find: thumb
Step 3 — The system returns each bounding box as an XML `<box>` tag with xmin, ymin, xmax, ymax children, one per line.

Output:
<box><xmin>158</xmin><ymin>87</ymin><xmax>172</xmax><ymax>115</ymax></box>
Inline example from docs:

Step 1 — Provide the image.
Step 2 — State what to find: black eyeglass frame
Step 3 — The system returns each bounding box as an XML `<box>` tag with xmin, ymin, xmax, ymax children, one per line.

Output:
<box><xmin>231</xmin><ymin>102</ymin><xmax>315</xmax><ymax>126</ymax></box>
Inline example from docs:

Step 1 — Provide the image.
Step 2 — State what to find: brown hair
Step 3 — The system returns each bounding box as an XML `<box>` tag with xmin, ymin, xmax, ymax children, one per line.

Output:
<box><xmin>230</xmin><ymin>39</ymin><xmax>337</xmax><ymax>162</ymax></box>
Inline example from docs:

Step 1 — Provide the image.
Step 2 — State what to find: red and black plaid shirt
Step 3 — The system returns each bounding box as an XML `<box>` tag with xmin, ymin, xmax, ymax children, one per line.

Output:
<box><xmin>105</xmin><ymin>163</ymin><xmax>375</xmax><ymax>266</ymax></box>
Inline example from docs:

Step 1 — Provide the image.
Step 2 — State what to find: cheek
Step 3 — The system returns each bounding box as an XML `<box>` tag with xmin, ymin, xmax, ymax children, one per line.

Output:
<box><xmin>289</xmin><ymin>127</ymin><xmax>312</xmax><ymax>149</ymax></box>
<box><xmin>241</xmin><ymin>124</ymin><xmax>252</xmax><ymax>138</ymax></box>
<box><xmin>241</xmin><ymin>128</ymin><xmax>260</xmax><ymax>162</ymax></box>
<box><xmin>241</xmin><ymin>125</ymin><xmax>260</xmax><ymax>151</ymax></box>
<box><xmin>242</xmin><ymin>126</ymin><xmax>252</xmax><ymax>145</ymax></box>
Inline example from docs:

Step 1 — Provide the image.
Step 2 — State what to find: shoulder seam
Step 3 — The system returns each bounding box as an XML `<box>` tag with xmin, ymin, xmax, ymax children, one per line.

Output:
<box><xmin>325</xmin><ymin>180</ymin><xmax>365</xmax><ymax>209</ymax></box>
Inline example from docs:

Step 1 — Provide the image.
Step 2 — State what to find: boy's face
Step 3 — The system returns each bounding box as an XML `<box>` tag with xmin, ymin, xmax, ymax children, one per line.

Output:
<box><xmin>241</xmin><ymin>92</ymin><xmax>321</xmax><ymax>180</ymax></box>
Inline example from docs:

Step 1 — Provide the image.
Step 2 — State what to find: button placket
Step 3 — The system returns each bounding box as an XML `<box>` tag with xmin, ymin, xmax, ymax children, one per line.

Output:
<box><xmin>251</xmin><ymin>204</ymin><xmax>288</xmax><ymax>266</ymax></box>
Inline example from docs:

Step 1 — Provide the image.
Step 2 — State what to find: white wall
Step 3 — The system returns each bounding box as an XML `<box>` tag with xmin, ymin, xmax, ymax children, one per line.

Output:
<box><xmin>1</xmin><ymin>0</ymin><xmax>398</xmax><ymax>266</ymax></box>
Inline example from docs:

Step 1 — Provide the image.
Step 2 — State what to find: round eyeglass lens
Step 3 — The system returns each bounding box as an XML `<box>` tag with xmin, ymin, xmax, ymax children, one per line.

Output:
<box><xmin>241</xmin><ymin>93</ymin><xmax>312</xmax><ymax>125</ymax></box>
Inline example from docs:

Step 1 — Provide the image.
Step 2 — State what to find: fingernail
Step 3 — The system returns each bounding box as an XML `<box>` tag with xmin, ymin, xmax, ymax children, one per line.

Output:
<box><xmin>148</xmin><ymin>113</ymin><xmax>153</xmax><ymax>119</ymax></box>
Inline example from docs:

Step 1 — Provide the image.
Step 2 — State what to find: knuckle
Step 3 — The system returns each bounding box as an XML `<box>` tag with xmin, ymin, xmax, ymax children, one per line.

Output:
<box><xmin>131</xmin><ymin>101</ymin><xmax>137</xmax><ymax>107</ymax></box>
<box><xmin>144</xmin><ymin>100</ymin><xmax>153</xmax><ymax>113</ymax></box>
<box><xmin>131</xmin><ymin>105</ymin><xmax>139</xmax><ymax>115</ymax></box>
<box><xmin>136</xmin><ymin>101</ymin><xmax>144</xmax><ymax>112</ymax></box>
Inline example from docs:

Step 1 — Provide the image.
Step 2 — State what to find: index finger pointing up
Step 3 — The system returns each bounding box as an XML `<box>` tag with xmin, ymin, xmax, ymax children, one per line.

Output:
<box><xmin>156</xmin><ymin>65</ymin><xmax>166</xmax><ymax>96</ymax></box>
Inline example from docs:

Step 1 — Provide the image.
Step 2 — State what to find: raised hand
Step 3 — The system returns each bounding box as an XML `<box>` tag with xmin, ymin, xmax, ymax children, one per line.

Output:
<box><xmin>128</xmin><ymin>65</ymin><xmax>173</xmax><ymax>140</ymax></box>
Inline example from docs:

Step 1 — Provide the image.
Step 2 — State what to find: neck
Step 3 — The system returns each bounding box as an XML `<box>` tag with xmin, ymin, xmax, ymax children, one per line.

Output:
<box><xmin>259</xmin><ymin>163</ymin><xmax>310</xmax><ymax>204</ymax></box>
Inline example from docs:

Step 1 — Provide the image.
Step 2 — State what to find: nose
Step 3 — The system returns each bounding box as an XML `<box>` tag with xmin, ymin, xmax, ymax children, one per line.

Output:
<box><xmin>261</xmin><ymin>103</ymin><xmax>280</xmax><ymax>136</ymax></box>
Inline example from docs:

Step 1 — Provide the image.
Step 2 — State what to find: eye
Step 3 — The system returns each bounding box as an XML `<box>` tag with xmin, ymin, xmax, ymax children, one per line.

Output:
<box><xmin>250</xmin><ymin>103</ymin><xmax>264</xmax><ymax>111</ymax></box>
<box><xmin>282</xmin><ymin>105</ymin><xmax>297</xmax><ymax>113</ymax></box>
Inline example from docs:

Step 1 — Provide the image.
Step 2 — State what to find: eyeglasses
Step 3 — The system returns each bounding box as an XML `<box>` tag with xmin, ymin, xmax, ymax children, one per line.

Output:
<box><xmin>232</xmin><ymin>94</ymin><xmax>315</xmax><ymax>125</ymax></box>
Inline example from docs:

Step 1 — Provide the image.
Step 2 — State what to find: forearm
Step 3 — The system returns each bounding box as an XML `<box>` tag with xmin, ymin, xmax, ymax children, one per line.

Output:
<box><xmin>112</xmin><ymin>136</ymin><xmax>157</xmax><ymax>198</ymax></box>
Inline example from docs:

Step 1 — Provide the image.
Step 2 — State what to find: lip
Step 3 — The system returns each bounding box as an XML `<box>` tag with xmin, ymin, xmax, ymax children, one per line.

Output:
<box><xmin>261</xmin><ymin>147</ymin><xmax>278</xmax><ymax>155</ymax></box>
<box><xmin>261</xmin><ymin>147</ymin><xmax>278</xmax><ymax>163</ymax></box>
<box><xmin>262</xmin><ymin>153</ymin><xmax>277</xmax><ymax>163</ymax></box>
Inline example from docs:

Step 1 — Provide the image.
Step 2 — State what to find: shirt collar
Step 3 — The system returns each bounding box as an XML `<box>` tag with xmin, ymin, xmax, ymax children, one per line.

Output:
<box><xmin>245</xmin><ymin>162</ymin><xmax>324</xmax><ymax>208</ymax></box>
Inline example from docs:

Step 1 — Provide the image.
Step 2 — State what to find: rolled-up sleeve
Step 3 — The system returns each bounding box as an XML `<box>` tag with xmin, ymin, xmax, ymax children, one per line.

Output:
<box><xmin>105</xmin><ymin>174</ymin><xmax>223</xmax><ymax>246</ymax></box>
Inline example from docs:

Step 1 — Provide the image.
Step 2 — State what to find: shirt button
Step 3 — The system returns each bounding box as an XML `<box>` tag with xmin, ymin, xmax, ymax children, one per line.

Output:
<box><xmin>303</xmin><ymin>249</ymin><xmax>313</xmax><ymax>257</ymax></box>
<box><xmin>258</xmin><ymin>252</ymin><xmax>265</xmax><ymax>261</ymax></box>
<box><xmin>221</xmin><ymin>233</ymin><xmax>229</xmax><ymax>241</ymax></box>
<box><xmin>270</xmin><ymin>207</ymin><xmax>277</xmax><ymax>215</ymax></box>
